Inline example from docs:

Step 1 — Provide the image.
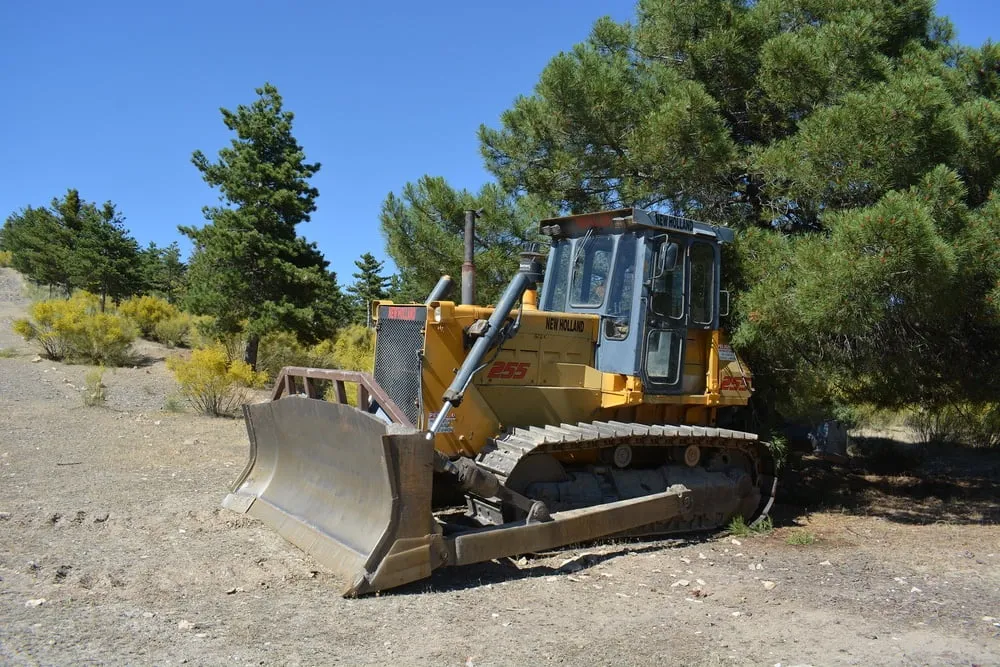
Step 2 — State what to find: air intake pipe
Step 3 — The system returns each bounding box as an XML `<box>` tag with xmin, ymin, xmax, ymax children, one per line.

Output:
<box><xmin>424</xmin><ymin>275</ymin><xmax>454</xmax><ymax>306</ymax></box>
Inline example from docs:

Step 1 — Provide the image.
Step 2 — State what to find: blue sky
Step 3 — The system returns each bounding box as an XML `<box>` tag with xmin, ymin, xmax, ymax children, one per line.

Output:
<box><xmin>0</xmin><ymin>1</ymin><xmax>995</xmax><ymax>284</ymax></box>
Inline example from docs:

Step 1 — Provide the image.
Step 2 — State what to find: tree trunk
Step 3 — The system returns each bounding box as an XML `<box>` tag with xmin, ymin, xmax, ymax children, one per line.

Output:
<box><xmin>244</xmin><ymin>335</ymin><xmax>260</xmax><ymax>370</ymax></box>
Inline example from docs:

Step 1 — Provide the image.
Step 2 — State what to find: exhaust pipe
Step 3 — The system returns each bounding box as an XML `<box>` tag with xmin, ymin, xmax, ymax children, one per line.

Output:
<box><xmin>462</xmin><ymin>209</ymin><xmax>479</xmax><ymax>305</ymax></box>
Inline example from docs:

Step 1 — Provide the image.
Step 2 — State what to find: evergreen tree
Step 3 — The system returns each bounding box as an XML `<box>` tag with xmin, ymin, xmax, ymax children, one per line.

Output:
<box><xmin>141</xmin><ymin>241</ymin><xmax>187</xmax><ymax>303</ymax></box>
<box><xmin>1</xmin><ymin>205</ymin><xmax>73</xmax><ymax>294</ymax></box>
<box><xmin>347</xmin><ymin>252</ymin><xmax>390</xmax><ymax>325</ymax></box>
<box><xmin>70</xmin><ymin>200</ymin><xmax>142</xmax><ymax>310</ymax></box>
<box><xmin>182</xmin><ymin>83</ymin><xmax>345</xmax><ymax>368</ymax></box>
<box><xmin>380</xmin><ymin>177</ymin><xmax>550</xmax><ymax>305</ymax></box>
<box><xmin>2</xmin><ymin>189</ymin><xmax>143</xmax><ymax>305</ymax></box>
<box><xmin>474</xmin><ymin>0</ymin><xmax>1000</xmax><ymax>416</ymax></box>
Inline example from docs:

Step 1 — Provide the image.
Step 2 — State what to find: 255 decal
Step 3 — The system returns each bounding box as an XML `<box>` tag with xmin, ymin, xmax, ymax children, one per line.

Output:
<box><xmin>487</xmin><ymin>361</ymin><xmax>530</xmax><ymax>380</ymax></box>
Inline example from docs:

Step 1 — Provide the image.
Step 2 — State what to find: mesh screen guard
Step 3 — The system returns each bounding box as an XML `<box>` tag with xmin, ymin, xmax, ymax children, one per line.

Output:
<box><xmin>373</xmin><ymin>306</ymin><xmax>426</xmax><ymax>426</ymax></box>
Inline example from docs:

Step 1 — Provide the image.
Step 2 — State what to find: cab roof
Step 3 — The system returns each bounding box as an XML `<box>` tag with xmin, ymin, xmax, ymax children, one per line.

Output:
<box><xmin>539</xmin><ymin>207</ymin><xmax>734</xmax><ymax>244</ymax></box>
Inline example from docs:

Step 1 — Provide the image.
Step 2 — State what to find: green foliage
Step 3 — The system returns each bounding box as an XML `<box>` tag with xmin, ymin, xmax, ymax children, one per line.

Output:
<box><xmin>183</xmin><ymin>314</ymin><xmax>222</xmax><ymax>350</ymax></box>
<box><xmin>119</xmin><ymin>295</ymin><xmax>180</xmax><ymax>338</ymax></box>
<box><xmin>153</xmin><ymin>312</ymin><xmax>194</xmax><ymax>348</ymax></box>
<box><xmin>785</xmin><ymin>531</ymin><xmax>817</xmax><ymax>546</ymax></box>
<box><xmin>316</xmin><ymin>326</ymin><xmax>374</xmax><ymax>408</ymax></box>
<box><xmin>140</xmin><ymin>241</ymin><xmax>187</xmax><ymax>303</ymax></box>
<box><xmin>166</xmin><ymin>345</ymin><xmax>267</xmax><ymax>416</ymax></box>
<box><xmin>0</xmin><ymin>250</ymin><xmax>12</xmax><ymax>267</ymax></box>
<box><xmin>163</xmin><ymin>394</ymin><xmax>185</xmax><ymax>413</ymax></box>
<box><xmin>906</xmin><ymin>403</ymin><xmax>1000</xmax><ymax>447</ymax></box>
<box><xmin>728</xmin><ymin>514</ymin><xmax>773</xmax><ymax>537</ymax></box>
<box><xmin>734</xmin><ymin>174</ymin><xmax>1000</xmax><ymax>414</ymax></box>
<box><xmin>315</xmin><ymin>324</ymin><xmax>376</xmax><ymax>372</ymax></box>
<box><xmin>69</xmin><ymin>200</ymin><xmax>143</xmax><ymax>310</ymax></box>
<box><xmin>468</xmin><ymin>0</ymin><xmax>1000</xmax><ymax>419</ymax></box>
<box><xmin>257</xmin><ymin>330</ymin><xmax>310</xmax><ymax>381</ymax></box>
<box><xmin>83</xmin><ymin>367</ymin><xmax>107</xmax><ymax>407</ymax></box>
<box><xmin>182</xmin><ymin>84</ymin><xmax>347</xmax><ymax>368</ymax></box>
<box><xmin>479</xmin><ymin>1</ymin><xmax>949</xmax><ymax>223</ymax></box>
<box><xmin>380</xmin><ymin>178</ymin><xmax>550</xmax><ymax>305</ymax></box>
<box><xmin>255</xmin><ymin>325</ymin><xmax>376</xmax><ymax>386</ymax></box>
<box><xmin>347</xmin><ymin>253</ymin><xmax>389</xmax><ymax>324</ymax></box>
<box><xmin>1</xmin><ymin>190</ymin><xmax>143</xmax><ymax>306</ymax></box>
<box><xmin>766</xmin><ymin>436</ymin><xmax>788</xmax><ymax>472</ymax></box>
<box><xmin>13</xmin><ymin>293</ymin><xmax>137</xmax><ymax>365</ymax></box>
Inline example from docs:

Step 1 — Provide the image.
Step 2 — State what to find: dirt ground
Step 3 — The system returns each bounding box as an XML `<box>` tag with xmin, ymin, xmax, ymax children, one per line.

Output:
<box><xmin>1</xmin><ymin>267</ymin><xmax>998</xmax><ymax>666</ymax></box>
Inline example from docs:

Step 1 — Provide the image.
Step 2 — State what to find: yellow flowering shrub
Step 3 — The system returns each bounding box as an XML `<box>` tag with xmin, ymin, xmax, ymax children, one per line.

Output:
<box><xmin>166</xmin><ymin>345</ymin><xmax>267</xmax><ymax>416</ymax></box>
<box><xmin>12</xmin><ymin>292</ymin><xmax>136</xmax><ymax>365</ymax></box>
<box><xmin>310</xmin><ymin>325</ymin><xmax>374</xmax><ymax>371</ymax></box>
<box><xmin>311</xmin><ymin>325</ymin><xmax>375</xmax><ymax>408</ymax></box>
<box><xmin>118</xmin><ymin>295</ymin><xmax>179</xmax><ymax>338</ymax></box>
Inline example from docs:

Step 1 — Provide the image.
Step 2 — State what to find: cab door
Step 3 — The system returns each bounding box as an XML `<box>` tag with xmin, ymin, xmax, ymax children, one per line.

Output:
<box><xmin>641</xmin><ymin>237</ymin><xmax>719</xmax><ymax>394</ymax></box>
<box><xmin>642</xmin><ymin>237</ymin><xmax>687</xmax><ymax>393</ymax></box>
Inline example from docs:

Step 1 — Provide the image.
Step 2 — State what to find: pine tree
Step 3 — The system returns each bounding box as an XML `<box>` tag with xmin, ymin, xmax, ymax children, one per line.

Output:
<box><xmin>474</xmin><ymin>0</ymin><xmax>1000</xmax><ymax>414</ymax></box>
<box><xmin>347</xmin><ymin>252</ymin><xmax>390</xmax><ymax>325</ymax></box>
<box><xmin>2</xmin><ymin>189</ymin><xmax>142</xmax><ymax>305</ymax></box>
<box><xmin>380</xmin><ymin>178</ymin><xmax>550</xmax><ymax>305</ymax></box>
<box><xmin>140</xmin><ymin>241</ymin><xmax>187</xmax><ymax>303</ymax></box>
<box><xmin>70</xmin><ymin>200</ymin><xmax>142</xmax><ymax>310</ymax></box>
<box><xmin>182</xmin><ymin>83</ymin><xmax>345</xmax><ymax>368</ymax></box>
<box><xmin>1</xmin><ymin>205</ymin><xmax>72</xmax><ymax>294</ymax></box>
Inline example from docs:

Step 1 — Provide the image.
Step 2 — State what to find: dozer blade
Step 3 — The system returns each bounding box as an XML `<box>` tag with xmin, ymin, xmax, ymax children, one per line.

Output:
<box><xmin>223</xmin><ymin>397</ymin><xmax>445</xmax><ymax>596</ymax></box>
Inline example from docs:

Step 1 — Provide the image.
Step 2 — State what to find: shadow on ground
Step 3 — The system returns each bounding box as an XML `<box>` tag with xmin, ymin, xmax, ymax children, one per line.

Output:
<box><xmin>388</xmin><ymin>537</ymin><xmax>713</xmax><ymax>596</ymax></box>
<box><xmin>775</xmin><ymin>440</ymin><xmax>1000</xmax><ymax>526</ymax></box>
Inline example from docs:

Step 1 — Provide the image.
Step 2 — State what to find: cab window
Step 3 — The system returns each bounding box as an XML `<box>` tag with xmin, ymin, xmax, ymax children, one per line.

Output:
<box><xmin>542</xmin><ymin>241</ymin><xmax>571</xmax><ymax>312</ymax></box>
<box><xmin>605</xmin><ymin>235</ymin><xmax>637</xmax><ymax>339</ymax></box>
<box><xmin>690</xmin><ymin>242</ymin><xmax>715</xmax><ymax>326</ymax></box>
<box><xmin>650</xmin><ymin>241</ymin><xmax>684</xmax><ymax>320</ymax></box>
<box><xmin>646</xmin><ymin>329</ymin><xmax>683</xmax><ymax>386</ymax></box>
<box><xmin>570</xmin><ymin>235</ymin><xmax>613</xmax><ymax>307</ymax></box>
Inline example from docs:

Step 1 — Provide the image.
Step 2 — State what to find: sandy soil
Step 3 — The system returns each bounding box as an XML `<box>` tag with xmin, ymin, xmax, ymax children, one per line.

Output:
<box><xmin>1</xmin><ymin>267</ymin><xmax>998</xmax><ymax>666</ymax></box>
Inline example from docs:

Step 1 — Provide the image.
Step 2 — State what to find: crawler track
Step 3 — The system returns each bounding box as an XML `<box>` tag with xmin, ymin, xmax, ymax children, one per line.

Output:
<box><xmin>469</xmin><ymin>421</ymin><xmax>776</xmax><ymax>535</ymax></box>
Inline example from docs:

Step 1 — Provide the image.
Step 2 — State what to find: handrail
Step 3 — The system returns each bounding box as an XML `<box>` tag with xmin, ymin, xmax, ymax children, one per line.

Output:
<box><xmin>270</xmin><ymin>366</ymin><xmax>412</xmax><ymax>427</ymax></box>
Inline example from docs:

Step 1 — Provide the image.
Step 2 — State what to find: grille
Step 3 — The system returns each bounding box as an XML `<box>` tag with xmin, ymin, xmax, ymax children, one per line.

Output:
<box><xmin>373</xmin><ymin>306</ymin><xmax>426</xmax><ymax>426</ymax></box>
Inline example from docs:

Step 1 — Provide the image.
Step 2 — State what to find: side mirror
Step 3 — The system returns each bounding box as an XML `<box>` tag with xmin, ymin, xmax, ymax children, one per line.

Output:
<box><xmin>719</xmin><ymin>290</ymin><xmax>730</xmax><ymax>317</ymax></box>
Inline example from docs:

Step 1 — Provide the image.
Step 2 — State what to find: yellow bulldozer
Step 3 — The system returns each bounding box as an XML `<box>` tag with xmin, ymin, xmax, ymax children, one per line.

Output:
<box><xmin>223</xmin><ymin>207</ymin><xmax>776</xmax><ymax>596</ymax></box>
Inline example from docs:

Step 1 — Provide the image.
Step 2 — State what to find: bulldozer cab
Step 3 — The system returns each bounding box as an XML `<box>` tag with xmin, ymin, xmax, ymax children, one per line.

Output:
<box><xmin>538</xmin><ymin>208</ymin><xmax>733</xmax><ymax>394</ymax></box>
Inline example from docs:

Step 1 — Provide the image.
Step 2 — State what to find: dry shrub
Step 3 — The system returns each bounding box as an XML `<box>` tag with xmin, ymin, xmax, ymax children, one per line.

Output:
<box><xmin>13</xmin><ymin>293</ymin><xmax>137</xmax><ymax>365</ymax></box>
<box><xmin>166</xmin><ymin>345</ymin><xmax>267</xmax><ymax>417</ymax></box>
<box><xmin>0</xmin><ymin>250</ymin><xmax>12</xmax><ymax>268</ymax></box>
<box><xmin>84</xmin><ymin>367</ymin><xmax>107</xmax><ymax>407</ymax></box>
<box><xmin>153</xmin><ymin>312</ymin><xmax>193</xmax><ymax>348</ymax></box>
<box><xmin>907</xmin><ymin>403</ymin><xmax>1000</xmax><ymax>448</ymax></box>
<box><xmin>118</xmin><ymin>295</ymin><xmax>179</xmax><ymax>338</ymax></box>
<box><xmin>257</xmin><ymin>331</ymin><xmax>311</xmax><ymax>380</ymax></box>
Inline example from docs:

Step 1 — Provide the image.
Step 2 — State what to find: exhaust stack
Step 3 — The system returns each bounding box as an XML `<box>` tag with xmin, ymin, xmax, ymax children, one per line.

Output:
<box><xmin>462</xmin><ymin>209</ymin><xmax>479</xmax><ymax>305</ymax></box>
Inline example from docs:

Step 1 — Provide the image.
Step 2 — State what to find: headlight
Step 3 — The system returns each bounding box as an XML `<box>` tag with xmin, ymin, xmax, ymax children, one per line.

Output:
<box><xmin>432</xmin><ymin>306</ymin><xmax>442</xmax><ymax>323</ymax></box>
